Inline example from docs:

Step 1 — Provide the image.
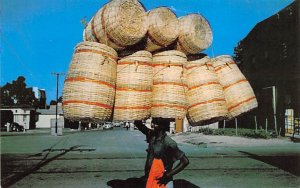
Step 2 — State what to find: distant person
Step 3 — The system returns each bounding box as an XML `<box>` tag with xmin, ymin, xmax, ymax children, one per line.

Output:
<box><xmin>134</xmin><ymin>119</ymin><xmax>189</xmax><ymax>188</ymax></box>
<box><xmin>6</xmin><ymin>122</ymin><xmax>11</xmax><ymax>132</ymax></box>
<box><xmin>126</xmin><ymin>122</ymin><xmax>129</xmax><ymax>131</ymax></box>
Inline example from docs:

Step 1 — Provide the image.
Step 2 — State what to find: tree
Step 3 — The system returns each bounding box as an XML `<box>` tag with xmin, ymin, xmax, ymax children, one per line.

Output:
<box><xmin>1</xmin><ymin>82</ymin><xmax>14</xmax><ymax>106</ymax></box>
<box><xmin>49</xmin><ymin>96</ymin><xmax>62</xmax><ymax>106</ymax></box>
<box><xmin>58</xmin><ymin>96</ymin><xmax>63</xmax><ymax>103</ymax></box>
<box><xmin>50</xmin><ymin>100</ymin><xmax>57</xmax><ymax>105</ymax></box>
<box><xmin>233</xmin><ymin>41</ymin><xmax>244</xmax><ymax>64</ymax></box>
<box><xmin>0</xmin><ymin>76</ymin><xmax>39</xmax><ymax>108</ymax></box>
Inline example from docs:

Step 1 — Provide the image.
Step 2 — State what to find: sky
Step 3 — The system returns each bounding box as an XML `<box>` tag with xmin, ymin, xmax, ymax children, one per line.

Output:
<box><xmin>0</xmin><ymin>0</ymin><xmax>294</xmax><ymax>104</ymax></box>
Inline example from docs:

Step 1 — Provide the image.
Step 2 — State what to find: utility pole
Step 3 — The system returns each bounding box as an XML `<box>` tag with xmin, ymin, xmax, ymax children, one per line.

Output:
<box><xmin>51</xmin><ymin>72</ymin><xmax>65</xmax><ymax>136</ymax></box>
<box><xmin>262</xmin><ymin>86</ymin><xmax>278</xmax><ymax>136</ymax></box>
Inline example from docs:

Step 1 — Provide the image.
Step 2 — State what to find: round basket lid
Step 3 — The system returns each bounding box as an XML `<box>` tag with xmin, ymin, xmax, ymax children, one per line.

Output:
<box><xmin>177</xmin><ymin>14</ymin><xmax>213</xmax><ymax>54</ymax></box>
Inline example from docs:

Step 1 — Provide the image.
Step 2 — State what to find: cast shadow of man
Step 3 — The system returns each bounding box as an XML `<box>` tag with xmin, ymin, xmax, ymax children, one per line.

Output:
<box><xmin>107</xmin><ymin>177</ymin><xmax>200</xmax><ymax>188</ymax></box>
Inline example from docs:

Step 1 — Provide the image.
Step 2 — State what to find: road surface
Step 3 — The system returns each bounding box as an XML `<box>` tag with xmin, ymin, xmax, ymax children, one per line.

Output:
<box><xmin>1</xmin><ymin>128</ymin><xmax>300</xmax><ymax>188</ymax></box>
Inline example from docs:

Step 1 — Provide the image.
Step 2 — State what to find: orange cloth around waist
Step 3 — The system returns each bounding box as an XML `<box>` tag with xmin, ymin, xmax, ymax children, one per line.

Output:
<box><xmin>146</xmin><ymin>158</ymin><xmax>166</xmax><ymax>188</ymax></box>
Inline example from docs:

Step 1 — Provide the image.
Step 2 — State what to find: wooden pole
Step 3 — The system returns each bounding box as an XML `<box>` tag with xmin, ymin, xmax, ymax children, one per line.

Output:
<box><xmin>235</xmin><ymin>118</ymin><xmax>238</xmax><ymax>136</ymax></box>
<box><xmin>254</xmin><ymin>116</ymin><xmax>258</xmax><ymax>132</ymax></box>
<box><xmin>274</xmin><ymin>114</ymin><xmax>278</xmax><ymax>136</ymax></box>
<box><xmin>51</xmin><ymin>72</ymin><xmax>65</xmax><ymax>136</ymax></box>
<box><xmin>223</xmin><ymin>120</ymin><xmax>226</xmax><ymax>130</ymax></box>
<box><xmin>272</xmin><ymin>86</ymin><xmax>278</xmax><ymax>136</ymax></box>
<box><xmin>265</xmin><ymin>118</ymin><xmax>268</xmax><ymax>133</ymax></box>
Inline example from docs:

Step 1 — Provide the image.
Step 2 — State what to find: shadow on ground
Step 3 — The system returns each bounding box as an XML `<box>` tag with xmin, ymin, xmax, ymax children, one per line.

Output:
<box><xmin>1</xmin><ymin>145</ymin><xmax>82</xmax><ymax>188</ymax></box>
<box><xmin>239</xmin><ymin>151</ymin><xmax>300</xmax><ymax>176</ymax></box>
<box><xmin>107</xmin><ymin>177</ymin><xmax>200</xmax><ymax>188</ymax></box>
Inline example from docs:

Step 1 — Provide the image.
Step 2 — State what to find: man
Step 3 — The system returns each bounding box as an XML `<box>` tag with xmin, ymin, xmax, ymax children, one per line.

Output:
<box><xmin>135</xmin><ymin>118</ymin><xmax>189</xmax><ymax>187</ymax></box>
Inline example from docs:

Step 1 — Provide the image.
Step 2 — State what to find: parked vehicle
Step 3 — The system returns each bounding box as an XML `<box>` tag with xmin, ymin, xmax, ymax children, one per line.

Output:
<box><xmin>103</xmin><ymin>122</ymin><xmax>113</xmax><ymax>130</ymax></box>
<box><xmin>11</xmin><ymin>122</ymin><xmax>24</xmax><ymax>132</ymax></box>
<box><xmin>113</xmin><ymin>122</ymin><xmax>121</xmax><ymax>127</ymax></box>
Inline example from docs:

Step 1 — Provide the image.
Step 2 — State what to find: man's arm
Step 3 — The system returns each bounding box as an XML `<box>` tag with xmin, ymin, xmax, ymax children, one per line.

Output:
<box><xmin>157</xmin><ymin>155</ymin><xmax>189</xmax><ymax>185</ymax></box>
<box><xmin>134</xmin><ymin>120</ymin><xmax>151</xmax><ymax>136</ymax></box>
<box><xmin>166</xmin><ymin>155</ymin><xmax>189</xmax><ymax>177</ymax></box>
<box><xmin>157</xmin><ymin>137</ymin><xmax>189</xmax><ymax>185</ymax></box>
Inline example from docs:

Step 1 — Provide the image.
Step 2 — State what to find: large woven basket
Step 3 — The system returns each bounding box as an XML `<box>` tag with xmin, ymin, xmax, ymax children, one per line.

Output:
<box><xmin>176</xmin><ymin>14</ymin><xmax>213</xmax><ymax>55</ymax></box>
<box><xmin>185</xmin><ymin>55</ymin><xmax>228</xmax><ymax>126</ymax></box>
<box><xmin>114</xmin><ymin>51</ymin><xmax>153</xmax><ymax>121</ymax></box>
<box><xmin>62</xmin><ymin>41</ymin><xmax>118</xmax><ymax>123</ymax></box>
<box><xmin>93</xmin><ymin>0</ymin><xmax>147</xmax><ymax>51</ymax></box>
<box><xmin>152</xmin><ymin>50</ymin><xmax>188</xmax><ymax>119</ymax></box>
<box><xmin>145</xmin><ymin>7</ymin><xmax>179</xmax><ymax>52</ymax></box>
<box><xmin>83</xmin><ymin>16</ymin><xmax>98</xmax><ymax>42</ymax></box>
<box><xmin>212</xmin><ymin>55</ymin><xmax>258</xmax><ymax>119</ymax></box>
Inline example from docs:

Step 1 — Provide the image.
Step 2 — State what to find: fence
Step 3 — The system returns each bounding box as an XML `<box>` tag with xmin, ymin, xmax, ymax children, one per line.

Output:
<box><xmin>284</xmin><ymin>108</ymin><xmax>300</xmax><ymax>136</ymax></box>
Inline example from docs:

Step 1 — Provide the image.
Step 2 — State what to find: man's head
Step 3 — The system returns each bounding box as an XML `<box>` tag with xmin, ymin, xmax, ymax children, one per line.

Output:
<box><xmin>151</xmin><ymin>118</ymin><xmax>170</xmax><ymax>133</ymax></box>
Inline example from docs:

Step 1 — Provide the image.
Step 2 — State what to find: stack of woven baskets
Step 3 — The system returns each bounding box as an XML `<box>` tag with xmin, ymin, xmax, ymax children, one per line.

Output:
<box><xmin>63</xmin><ymin>0</ymin><xmax>257</xmax><ymax>125</ymax></box>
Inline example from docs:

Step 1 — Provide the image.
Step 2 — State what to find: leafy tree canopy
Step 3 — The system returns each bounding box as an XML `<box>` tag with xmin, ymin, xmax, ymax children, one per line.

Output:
<box><xmin>49</xmin><ymin>96</ymin><xmax>62</xmax><ymax>106</ymax></box>
<box><xmin>233</xmin><ymin>41</ymin><xmax>244</xmax><ymax>64</ymax></box>
<box><xmin>0</xmin><ymin>76</ymin><xmax>39</xmax><ymax>108</ymax></box>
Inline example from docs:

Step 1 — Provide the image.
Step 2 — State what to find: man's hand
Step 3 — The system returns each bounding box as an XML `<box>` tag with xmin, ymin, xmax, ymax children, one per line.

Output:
<box><xmin>156</xmin><ymin>172</ymin><xmax>170</xmax><ymax>186</ymax></box>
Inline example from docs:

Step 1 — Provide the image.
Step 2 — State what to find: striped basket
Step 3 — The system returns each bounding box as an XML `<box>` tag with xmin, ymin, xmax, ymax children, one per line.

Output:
<box><xmin>176</xmin><ymin>14</ymin><xmax>213</xmax><ymax>55</ymax></box>
<box><xmin>152</xmin><ymin>50</ymin><xmax>188</xmax><ymax>119</ymax></box>
<box><xmin>185</xmin><ymin>55</ymin><xmax>228</xmax><ymax>126</ymax></box>
<box><xmin>114</xmin><ymin>51</ymin><xmax>153</xmax><ymax>121</ymax></box>
<box><xmin>83</xmin><ymin>16</ymin><xmax>98</xmax><ymax>42</ymax></box>
<box><xmin>145</xmin><ymin>7</ymin><xmax>179</xmax><ymax>52</ymax></box>
<box><xmin>62</xmin><ymin>41</ymin><xmax>118</xmax><ymax>123</ymax></box>
<box><xmin>212</xmin><ymin>55</ymin><xmax>258</xmax><ymax>119</ymax></box>
<box><xmin>92</xmin><ymin>0</ymin><xmax>147</xmax><ymax>51</ymax></box>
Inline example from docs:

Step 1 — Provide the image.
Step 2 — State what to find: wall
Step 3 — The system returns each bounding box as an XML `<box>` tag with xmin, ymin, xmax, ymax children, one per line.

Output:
<box><xmin>13</xmin><ymin>114</ymin><xmax>30</xmax><ymax>129</ymax></box>
<box><xmin>36</xmin><ymin>115</ymin><xmax>64</xmax><ymax>128</ymax></box>
<box><xmin>10</xmin><ymin>109</ymin><xmax>31</xmax><ymax>129</ymax></box>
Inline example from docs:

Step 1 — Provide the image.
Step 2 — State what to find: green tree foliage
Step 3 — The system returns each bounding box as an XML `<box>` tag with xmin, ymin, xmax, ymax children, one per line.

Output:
<box><xmin>50</xmin><ymin>100</ymin><xmax>57</xmax><ymax>105</ymax></box>
<box><xmin>0</xmin><ymin>76</ymin><xmax>39</xmax><ymax>108</ymax></box>
<box><xmin>49</xmin><ymin>96</ymin><xmax>62</xmax><ymax>106</ymax></box>
<box><xmin>233</xmin><ymin>41</ymin><xmax>244</xmax><ymax>64</ymax></box>
<box><xmin>58</xmin><ymin>96</ymin><xmax>62</xmax><ymax>103</ymax></box>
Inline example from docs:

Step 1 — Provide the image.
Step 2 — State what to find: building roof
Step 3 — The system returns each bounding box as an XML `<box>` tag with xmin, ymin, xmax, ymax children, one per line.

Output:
<box><xmin>36</xmin><ymin>103</ymin><xmax>63</xmax><ymax>115</ymax></box>
<box><xmin>0</xmin><ymin>106</ymin><xmax>35</xmax><ymax>110</ymax></box>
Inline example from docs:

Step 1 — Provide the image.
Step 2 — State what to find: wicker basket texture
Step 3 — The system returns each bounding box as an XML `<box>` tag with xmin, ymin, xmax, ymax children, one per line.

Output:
<box><xmin>212</xmin><ymin>55</ymin><xmax>258</xmax><ymax>119</ymax></box>
<box><xmin>176</xmin><ymin>14</ymin><xmax>213</xmax><ymax>55</ymax></box>
<box><xmin>185</xmin><ymin>55</ymin><xmax>228</xmax><ymax>126</ymax></box>
<box><xmin>145</xmin><ymin>7</ymin><xmax>179</xmax><ymax>52</ymax></box>
<box><xmin>93</xmin><ymin>0</ymin><xmax>147</xmax><ymax>51</ymax></box>
<box><xmin>152</xmin><ymin>50</ymin><xmax>188</xmax><ymax>119</ymax></box>
<box><xmin>114</xmin><ymin>51</ymin><xmax>153</xmax><ymax>121</ymax></box>
<box><xmin>62</xmin><ymin>41</ymin><xmax>118</xmax><ymax>123</ymax></box>
<box><xmin>83</xmin><ymin>16</ymin><xmax>98</xmax><ymax>42</ymax></box>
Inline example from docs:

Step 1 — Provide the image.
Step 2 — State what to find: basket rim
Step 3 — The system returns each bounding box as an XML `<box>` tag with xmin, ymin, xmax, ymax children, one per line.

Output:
<box><xmin>153</xmin><ymin>50</ymin><xmax>187</xmax><ymax>58</ymax></box>
<box><xmin>187</xmin><ymin>56</ymin><xmax>210</xmax><ymax>66</ymax></box>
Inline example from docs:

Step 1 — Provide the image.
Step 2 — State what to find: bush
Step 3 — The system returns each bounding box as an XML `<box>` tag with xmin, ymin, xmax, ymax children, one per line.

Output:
<box><xmin>198</xmin><ymin>128</ymin><xmax>273</xmax><ymax>139</ymax></box>
<box><xmin>198</xmin><ymin>128</ymin><xmax>213</xmax><ymax>135</ymax></box>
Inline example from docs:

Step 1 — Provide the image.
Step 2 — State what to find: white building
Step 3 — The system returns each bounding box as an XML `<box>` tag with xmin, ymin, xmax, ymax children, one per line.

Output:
<box><xmin>36</xmin><ymin>103</ymin><xmax>64</xmax><ymax>128</ymax></box>
<box><xmin>0</xmin><ymin>107</ymin><xmax>36</xmax><ymax>130</ymax></box>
